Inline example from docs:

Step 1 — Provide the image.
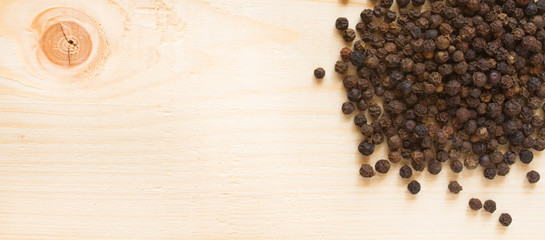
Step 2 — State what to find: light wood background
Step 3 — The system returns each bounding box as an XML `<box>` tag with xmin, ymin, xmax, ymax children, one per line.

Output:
<box><xmin>0</xmin><ymin>0</ymin><xmax>544</xmax><ymax>239</ymax></box>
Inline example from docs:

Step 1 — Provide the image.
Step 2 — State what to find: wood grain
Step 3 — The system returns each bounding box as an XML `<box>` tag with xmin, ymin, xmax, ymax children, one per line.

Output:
<box><xmin>0</xmin><ymin>0</ymin><xmax>544</xmax><ymax>239</ymax></box>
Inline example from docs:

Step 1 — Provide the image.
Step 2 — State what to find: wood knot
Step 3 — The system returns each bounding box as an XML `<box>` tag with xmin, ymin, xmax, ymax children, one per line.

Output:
<box><xmin>40</xmin><ymin>21</ymin><xmax>92</xmax><ymax>67</ymax></box>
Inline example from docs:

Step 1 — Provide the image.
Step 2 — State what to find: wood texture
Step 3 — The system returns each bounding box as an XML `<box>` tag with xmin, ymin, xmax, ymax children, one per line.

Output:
<box><xmin>0</xmin><ymin>0</ymin><xmax>544</xmax><ymax>239</ymax></box>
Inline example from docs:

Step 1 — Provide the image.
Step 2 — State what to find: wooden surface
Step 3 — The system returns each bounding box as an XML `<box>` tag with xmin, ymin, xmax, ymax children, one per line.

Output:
<box><xmin>0</xmin><ymin>0</ymin><xmax>544</xmax><ymax>239</ymax></box>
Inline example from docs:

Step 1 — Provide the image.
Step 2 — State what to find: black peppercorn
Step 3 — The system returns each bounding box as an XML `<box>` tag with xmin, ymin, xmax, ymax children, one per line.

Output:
<box><xmin>342</xmin><ymin>29</ymin><xmax>356</xmax><ymax>42</ymax></box>
<box><xmin>397</xmin><ymin>0</ymin><xmax>411</xmax><ymax>8</ymax></box>
<box><xmin>358</xmin><ymin>141</ymin><xmax>375</xmax><ymax>156</ymax></box>
<box><xmin>314</xmin><ymin>68</ymin><xmax>325</xmax><ymax>79</ymax></box>
<box><xmin>527</xmin><ymin>170</ymin><xmax>540</xmax><ymax>183</ymax></box>
<box><xmin>469</xmin><ymin>198</ymin><xmax>483</xmax><ymax>210</ymax></box>
<box><xmin>375</xmin><ymin>159</ymin><xmax>391</xmax><ymax>174</ymax></box>
<box><xmin>407</xmin><ymin>180</ymin><xmax>421</xmax><ymax>194</ymax></box>
<box><xmin>448</xmin><ymin>181</ymin><xmax>463</xmax><ymax>194</ymax></box>
<box><xmin>360</xmin><ymin>164</ymin><xmax>375</xmax><ymax>178</ymax></box>
<box><xmin>451</xmin><ymin>160</ymin><xmax>463</xmax><ymax>173</ymax></box>
<box><xmin>520</xmin><ymin>150</ymin><xmax>534</xmax><ymax>164</ymax></box>
<box><xmin>497</xmin><ymin>163</ymin><xmax>510</xmax><ymax>176</ymax></box>
<box><xmin>484</xmin><ymin>200</ymin><xmax>496</xmax><ymax>213</ymax></box>
<box><xmin>335</xmin><ymin>17</ymin><xmax>349</xmax><ymax>30</ymax></box>
<box><xmin>335</xmin><ymin>61</ymin><xmax>348</xmax><ymax>74</ymax></box>
<box><xmin>484</xmin><ymin>167</ymin><xmax>497</xmax><ymax>180</ymax></box>
<box><xmin>428</xmin><ymin>161</ymin><xmax>442</xmax><ymax>175</ymax></box>
<box><xmin>499</xmin><ymin>213</ymin><xmax>512</xmax><ymax>227</ymax></box>
<box><xmin>341</xmin><ymin>102</ymin><xmax>355</xmax><ymax>114</ymax></box>
<box><xmin>400</xmin><ymin>165</ymin><xmax>413</xmax><ymax>178</ymax></box>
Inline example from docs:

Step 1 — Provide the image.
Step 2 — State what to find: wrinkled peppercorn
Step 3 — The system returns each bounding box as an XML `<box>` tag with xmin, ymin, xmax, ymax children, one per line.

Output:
<box><xmin>342</xmin><ymin>102</ymin><xmax>355</xmax><ymax>114</ymax></box>
<box><xmin>375</xmin><ymin>159</ymin><xmax>391</xmax><ymax>173</ymax></box>
<box><xmin>499</xmin><ymin>213</ymin><xmax>512</xmax><ymax>227</ymax></box>
<box><xmin>335</xmin><ymin>17</ymin><xmax>349</xmax><ymax>30</ymax></box>
<box><xmin>408</xmin><ymin>180</ymin><xmax>421</xmax><ymax>194</ymax></box>
<box><xmin>314</xmin><ymin>68</ymin><xmax>325</xmax><ymax>79</ymax></box>
<box><xmin>469</xmin><ymin>198</ymin><xmax>483</xmax><ymax>210</ymax></box>
<box><xmin>484</xmin><ymin>200</ymin><xmax>496</xmax><ymax>213</ymax></box>
<box><xmin>451</xmin><ymin>160</ymin><xmax>463</xmax><ymax>173</ymax></box>
<box><xmin>520</xmin><ymin>150</ymin><xmax>534</xmax><ymax>164</ymax></box>
<box><xmin>497</xmin><ymin>163</ymin><xmax>510</xmax><ymax>176</ymax></box>
<box><xmin>428</xmin><ymin>161</ymin><xmax>442</xmax><ymax>175</ymax></box>
<box><xmin>400</xmin><ymin>165</ymin><xmax>413</xmax><ymax>178</ymax></box>
<box><xmin>484</xmin><ymin>167</ymin><xmax>497</xmax><ymax>179</ymax></box>
<box><xmin>448</xmin><ymin>181</ymin><xmax>463</xmax><ymax>194</ymax></box>
<box><xmin>360</xmin><ymin>164</ymin><xmax>375</xmax><ymax>178</ymax></box>
<box><xmin>527</xmin><ymin>170</ymin><xmax>540</xmax><ymax>183</ymax></box>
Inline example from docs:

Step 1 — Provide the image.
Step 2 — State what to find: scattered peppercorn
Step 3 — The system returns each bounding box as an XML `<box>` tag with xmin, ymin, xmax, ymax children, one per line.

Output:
<box><xmin>448</xmin><ymin>181</ymin><xmax>463</xmax><ymax>194</ymax></box>
<box><xmin>408</xmin><ymin>180</ymin><xmax>421</xmax><ymax>194</ymax></box>
<box><xmin>342</xmin><ymin>102</ymin><xmax>355</xmax><ymax>114</ymax></box>
<box><xmin>484</xmin><ymin>200</ymin><xmax>497</xmax><ymax>213</ymax></box>
<box><xmin>335</xmin><ymin>17</ymin><xmax>349</xmax><ymax>30</ymax></box>
<box><xmin>469</xmin><ymin>198</ymin><xmax>483</xmax><ymax>210</ymax></box>
<box><xmin>314</xmin><ymin>67</ymin><xmax>325</xmax><ymax>79</ymax></box>
<box><xmin>400</xmin><ymin>165</ymin><xmax>413</xmax><ymax>178</ymax></box>
<box><xmin>360</xmin><ymin>164</ymin><xmax>375</xmax><ymax>178</ymax></box>
<box><xmin>527</xmin><ymin>170</ymin><xmax>540</xmax><ymax>183</ymax></box>
<box><xmin>484</xmin><ymin>167</ymin><xmax>497</xmax><ymax>180</ymax></box>
<box><xmin>520</xmin><ymin>150</ymin><xmax>534</xmax><ymax>164</ymax></box>
<box><xmin>499</xmin><ymin>213</ymin><xmax>512</xmax><ymax>227</ymax></box>
<box><xmin>375</xmin><ymin>159</ymin><xmax>391</xmax><ymax>174</ymax></box>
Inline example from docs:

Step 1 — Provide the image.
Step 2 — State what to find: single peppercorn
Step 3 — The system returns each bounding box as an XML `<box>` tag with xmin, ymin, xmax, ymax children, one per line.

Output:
<box><xmin>408</xmin><ymin>180</ymin><xmax>421</xmax><ymax>194</ymax></box>
<box><xmin>314</xmin><ymin>68</ymin><xmax>325</xmax><ymax>79</ymax></box>
<box><xmin>341</xmin><ymin>102</ymin><xmax>355</xmax><ymax>114</ymax></box>
<box><xmin>469</xmin><ymin>198</ymin><xmax>483</xmax><ymax>210</ymax></box>
<box><xmin>499</xmin><ymin>213</ymin><xmax>512</xmax><ymax>227</ymax></box>
<box><xmin>527</xmin><ymin>170</ymin><xmax>540</xmax><ymax>183</ymax></box>
<box><xmin>450</xmin><ymin>160</ymin><xmax>463</xmax><ymax>173</ymax></box>
<box><xmin>400</xmin><ymin>165</ymin><xmax>413</xmax><ymax>178</ymax></box>
<box><xmin>358</xmin><ymin>141</ymin><xmax>375</xmax><ymax>156</ymax></box>
<box><xmin>359</xmin><ymin>164</ymin><xmax>375</xmax><ymax>178</ymax></box>
<box><xmin>520</xmin><ymin>150</ymin><xmax>534</xmax><ymax>164</ymax></box>
<box><xmin>397</xmin><ymin>0</ymin><xmax>411</xmax><ymax>8</ymax></box>
<box><xmin>484</xmin><ymin>167</ymin><xmax>497</xmax><ymax>180</ymax></box>
<box><xmin>484</xmin><ymin>200</ymin><xmax>496</xmax><ymax>213</ymax></box>
<box><xmin>448</xmin><ymin>181</ymin><xmax>463</xmax><ymax>194</ymax></box>
<box><xmin>497</xmin><ymin>163</ymin><xmax>510</xmax><ymax>176</ymax></box>
<box><xmin>375</xmin><ymin>159</ymin><xmax>391</xmax><ymax>174</ymax></box>
<box><xmin>335</xmin><ymin>17</ymin><xmax>349</xmax><ymax>30</ymax></box>
<box><xmin>428</xmin><ymin>161</ymin><xmax>442</xmax><ymax>175</ymax></box>
<box><xmin>334</xmin><ymin>61</ymin><xmax>348</xmax><ymax>74</ymax></box>
<box><xmin>388</xmin><ymin>151</ymin><xmax>402</xmax><ymax>163</ymax></box>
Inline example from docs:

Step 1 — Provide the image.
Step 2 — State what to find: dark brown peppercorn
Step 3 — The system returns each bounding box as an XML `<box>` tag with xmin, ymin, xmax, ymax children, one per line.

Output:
<box><xmin>359</xmin><ymin>164</ymin><xmax>375</xmax><ymax>178</ymax></box>
<box><xmin>340</xmin><ymin>47</ymin><xmax>352</xmax><ymax>62</ymax></box>
<box><xmin>497</xmin><ymin>163</ymin><xmax>510</xmax><ymax>176</ymax></box>
<box><xmin>341</xmin><ymin>102</ymin><xmax>355</xmax><ymax>114</ymax></box>
<box><xmin>314</xmin><ymin>68</ymin><xmax>325</xmax><ymax>79</ymax></box>
<box><xmin>397</xmin><ymin>0</ymin><xmax>411</xmax><ymax>8</ymax></box>
<box><xmin>520</xmin><ymin>150</ymin><xmax>533</xmax><ymax>164</ymax></box>
<box><xmin>527</xmin><ymin>170</ymin><xmax>540</xmax><ymax>183</ymax></box>
<box><xmin>375</xmin><ymin>159</ymin><xmax>391</xmax><ymax>174</ymax></box>
<box><xmin>428</xmin><ymin>161</ymin><xmax>442</xmax><ymax>175</ymax></box>
<box><xmin>369</xmin><ymin>103</ymin><xmax>382</xmax><ymax>118</ymax></box>
<box><xmin>451</xmin><ymin>160</ymin><xmax>463</xmax><ymax>173</ymax></box>
<box><xmin>408</xmin><ymin>180</ymin><xmax>421</xmax><ymax>194</ymax></box>
<box><xmin>499</xmin><ymin>213</ymin><xmax>512</xmax><ymax>227</ymax></box>
<box><xmin>400</xmin><ymin>165</ymin><xmax>413</xmax><ymax>178</ymax></box>
<box><xmin>358</xmin><ymin>141</ymin><xmax>375</xmax><ymax>156</ymax></box>
<box><xmin>388</xmin><ymin>151</ymin><xmax>402</xmax><ymax>163</ymax></box>
<box><xmin>335</xmin><ymin>17</ymin><xmax>349</xmax><ymax>30</ymax></box>
<box><xmin>448</xmin><ymin>181</ymin><xmax>463</xmax><ymax>194</ymax></box>
<box><xmin>347</xmin><ymin>89</ymin><xmax>362</xmax><ymax>102</ymax></box>
<box><xmin>484</xmin><ymin>167</ymin><xmax>497</xmax><ymax>180</ymax></box>
<box><xmin>342</xmin><ymin>29</ymin><xmax>356</xmax><ymax>42</ymax></box>
<box><xmin>469</xmin><ymin>198</ymin><xmax>483</xmax><ymax>210</ymax></box>
<box><xmin>354</xmin><ymin>114</ymin><xmax>368</xmax><ymax>127</ymax></box>
<box><xmin>335</xmin><ymin>61</ymin><xmax>348</xmax><ymax>74</ymax></box>
<box><xmin>484</xmin><ymin>200</ymin><xmax>496</xmax><ymax>213</ymax></box>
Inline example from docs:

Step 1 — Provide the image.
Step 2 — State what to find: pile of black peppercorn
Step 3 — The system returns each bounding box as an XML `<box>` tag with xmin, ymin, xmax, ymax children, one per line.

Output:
<box><xmin>313</xmin><ymin>0</ymin><xmax>545</xmax><ymax>227</ymax></box>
